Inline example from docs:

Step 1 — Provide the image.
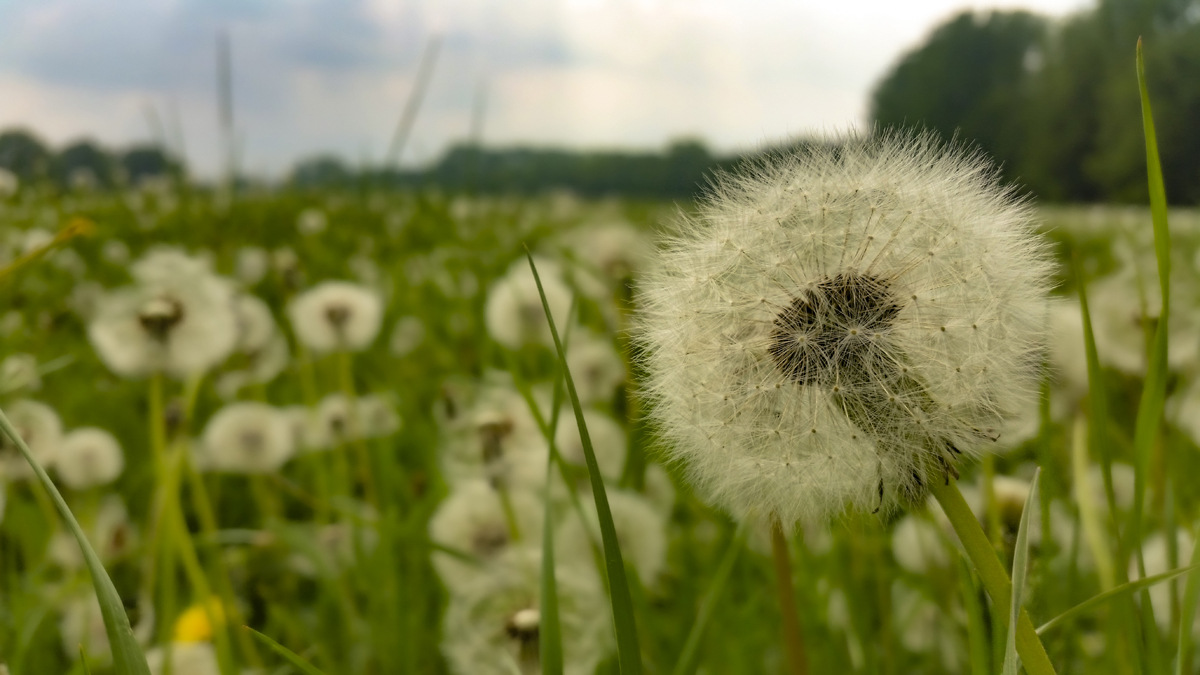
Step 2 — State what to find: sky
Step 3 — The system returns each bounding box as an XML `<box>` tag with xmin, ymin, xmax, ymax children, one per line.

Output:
<box><xmin>0</xmin><ymin>0</ymin><xmax>1092</xmax><ymax>179</ymax></box>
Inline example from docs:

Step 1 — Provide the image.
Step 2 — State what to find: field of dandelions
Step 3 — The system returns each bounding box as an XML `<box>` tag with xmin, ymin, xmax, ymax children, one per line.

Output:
<box><xmin>4</xmin><ymin>159</ymin><xmax>1200</xmax><ymax>675</ymax></box>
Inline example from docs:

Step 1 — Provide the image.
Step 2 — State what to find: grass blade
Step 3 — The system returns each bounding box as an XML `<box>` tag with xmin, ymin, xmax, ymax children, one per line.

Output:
<box><xmin>1177</xmin><ymin>524</ymin><xmax>1200</xmax><ymax>675</ymax></box>
<box><xmin>1002</xmin><ymin>467</ymin><xmax>1040</xmax><ymax>675</ymax></box>
<box><xmin>672</xmin><ymin>524</ymin><xmax>746</xmax><ymax>675</ymax></box>
<box><xmin>1073</xmin><ymin>258</ymin><xmax>1121</xmax><ymax>583</ymax></box>
<box><xmin>540</xmin><ymin>427</ymin><xmax>565</xmax><ymax>675</ymax></box>
<box><xmin>525</xmin><ymin>248</ymin><xmax>643</xmax><ymax>675</ymax></box>
<box><xmin>0</xmin><ymin>404</ymin><xmax>151</xmax><ymax>675</ymax></box>
<box><xmin>1037</xmin><ymin>563</ymin><xmax>1200</xmax><ymax>636</ymax></box>
<box><xmin>1130</xmin><ymin>36</ymin><xmax>1172</xmax><ymax>672</ymax></box>
<box><xmin>243</xmin><ymin>626</ymin><xmax>328</xmax><ymax>675</ymax></box>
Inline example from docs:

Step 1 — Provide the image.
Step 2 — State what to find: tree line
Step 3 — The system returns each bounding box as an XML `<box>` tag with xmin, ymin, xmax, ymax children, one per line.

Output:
<box><xmin>3</xmin><ymin>0</ymin><xmax>1195</xmax><ymax>204</ymax></box>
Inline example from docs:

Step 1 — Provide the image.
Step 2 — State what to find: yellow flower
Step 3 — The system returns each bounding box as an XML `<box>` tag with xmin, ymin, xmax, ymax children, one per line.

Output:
<box><xmin>172</xmin><ymin>599</ymin><xmax>225</xmax><ymax>643</ymax></box>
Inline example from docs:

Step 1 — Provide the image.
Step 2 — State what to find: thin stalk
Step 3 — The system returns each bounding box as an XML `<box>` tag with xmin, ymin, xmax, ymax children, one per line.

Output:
<box><xmin>770</xmin><ymin>518</ymin><xmax>809</xmax><ymax>675</ymax></box>
<box><xmin>337</xmin><ymin>351</ymin><xmax>377</xmax><ymax>507</ymax></box>
<box><xmin>932</xmin><ymin>478</ymin><xmax>1057</xmax><ymax>675</ymax></box>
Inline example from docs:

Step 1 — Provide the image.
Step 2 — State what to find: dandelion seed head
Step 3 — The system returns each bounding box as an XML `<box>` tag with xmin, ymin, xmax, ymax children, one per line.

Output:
<box><xmin>553</xmin><ymin>407</ymin><xmax>627</xmax><ymax>484</ymax></box>
<box><xmin>556</xmin><ymin>489</ymin><xmax>667</xmax><ymax>589</ymax></box>
<box><xmin>200</xmin><ymin>402</ymin><xmax>294</xmax><ymax>474</ymax></box>
<box><xmin>636</xmin><ymin>133</ymin><xmax>1052</xmax><ymax>525</ymax></box>
<box><xmin>88</xmin><ymin>252</ymin><xmax>238</xmax><ymax>379</ymax></box>
<box><xmin>484</xmin><ymin>257</ymin><xmax>573</xmax><ymax>350</ymax></box>
<box><xmin>56</xmin><ymin>427</ymin><xmax>124</xmax><ymax>490</ymax></box>
<box><xmin>296</xmin><ymin>207</ymin><xmax>328</xmax><ymax>235</ymax></box>
<box><xmin>357</xmin><ymin>393</ymin><xmax>402</xmax><ymax>438</ymax></box>
<box><xmin>288</xmin><ymin>280</ymin><xmax>382</xmax><ymax>353</ymax></box>
<box><xmin>440</xmin><ymin>384</ymin><xmax>548</xmax><ymax>491</ymax></box>
<box><xmin>0</xmin><ymin>399</ymin><xmax>62</xmax><ymax>480</ymax></box>
<box><xmin>429</xmin><ymin>480</ymin><xmax>542</xmax><ymax>594</ymax></box>
<box><xmin>442</xmin><ymin>553</ymin><xmax>610</xmax><ymax>675</ymax></box>
<box><xmin>565</xmin><ymin>331</ymin><xmax>626</xmax><ymax>405</ymax></box>
<box><xmin>0</xmin><ymin>353</ymin><xmax>40</xmax><ymax>394</ymax></box>
<box><xmin>145</xmin><ymin>641</ymin><xmax>220</xmax><ymax>675</ymax></box>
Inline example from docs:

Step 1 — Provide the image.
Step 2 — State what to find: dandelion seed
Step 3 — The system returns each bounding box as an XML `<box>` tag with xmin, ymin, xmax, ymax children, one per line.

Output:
<box><xmin>429</xmin><ymin>480</ymin><xmax>543</xmax><ymax>594</ymax></box>
<box><xmin>55</xmin><ymin>427</ymin><xmax>124</xmax><ymax>489</ymax></box>
<box><xmin>200</xmin><ymin>402</ymin><xmax>294</xmax><ymax>474</ymax></box>
<box><xmin>287</xmin><ymin>280</ymin><xmax>382</xmax><ymax>353</ymax></box>
<box><xmin>441</xmin><ymin>554</ymin><xmax>610</xmax><ymax>675</ymax></box>
<box><xmin>0</xmin><ymin>399</ymin><xmax>62</xmax><ymax>480</ymax></box>
<box><xmin>636</xmin><ymin>133</ymin><xmax>1052</xmax><ymax>525</ymax></box>
<box><xmin>484</xmin><ymin>257</ymin><xmax>573</xmax><ymax>350</ymax></box>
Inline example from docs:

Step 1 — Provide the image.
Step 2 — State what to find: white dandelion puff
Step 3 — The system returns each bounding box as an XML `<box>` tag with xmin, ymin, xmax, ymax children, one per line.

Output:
<box><xmin>556</xmin><ymin>488</ymin><xmax>667</xmax><ymax>589</ymax></box>
<box><xmin>287</xmin><ymin>281</ymin><xmax>383</xmax><ymax>354</ymax></box>
<box><xmin>562</xmin><ymin>220</ymin><xmax>650</xmax><ymax>301</ymax></box>
<box><xmin>145</xmin><ymin>642</ymin><xmax>220</xmax><ymax>675</ymax></box>
<box><xmin>441</xmin><ymin>554</ymin><xmax>611</xmax><ymax>675</ymax></box>
<box><xmin>890</xmin><ymin>514</ymin><xmax>949</xmax><ymax>575</ymax></box>
<box><xmin>636</xmin><ymin>133</ymin><xmax>1052</xmax><ymax>525</ymax></box>
<box><xmin>642</xmin><ymin>463</ymin><xmax>677</xmax><ymax>517</ymax></box>
<box><xmin>484</xmin><ymin>257</ymin><xmax>573</xmax><ymax>350</ymax></box>
<box><xmin>357</xmin><ymin>393</ymin><xmax>402</xmax><ymax>438</ymax></box>
<box><xmin>296</xmin><ymin>207</ymin><xmax>328</xmax><ymax>235</ymax></box>
<box><xmin>440</xmin><ymin>384</ymin><xmax>548</xmax><ymax>491</ymax></box>
<box><xmin>47</xmin><ymin>494</ymin><xmax>138</xmax><ymax>570</ymax></box>
<box><xmin>232</xmin><ymin>294</ymin><xmax>277</xmax><ymax>355</ymax></box>
<box><xmin>565</xmin><ymin>331</ymin><xmax>626</xmax><ymax>405</ymax></box>
<box><xmin>87</xmin><ymin>252</ymin><xmax>238</xmax><ymax>379</ymax></box>
<box><xmin>200</xmin><ymin>402</ymin><xmax>295</xmax><ymax>474</ymax></box>
<box><xmin>429</xmin><ymin>480</ymin><xmax>543</xmax><ymax>594</ymax></box>
<box><xmin>389</xmin><ymin>315</ymin><xmax>426</xmax><ymax>357</ymax></box>
<box><xmin>0</xmin><ymin>352</ymin><xmax>40</xmax><ymax>394</ymax></box>
<box><xmin>59</xmin><ymin>594</ymin><xmax>112</xmax><ymax>664</ymax></box>
<box><xmin>312</xmin><ymin>392</ymin><xmax>359</xmax><ymax>449</ymax></box>
<box><xmin>55</xmin><ymin>427</ymin><xmax>124</xmax><ymax>489</ymax></box>
<box><xmin>0</xmin><ymin>399</ymin><xmax>62</xmax><ymax>480</ymax></box>
<box><xmin>553</xmin><ymin>407</ymin><xmax>627</xmax><ymax>484</ymax></box>
<box><xmin>235</xmin><ymin>246</ymin><xmax>270</xmax><ymax>286</ymax></box>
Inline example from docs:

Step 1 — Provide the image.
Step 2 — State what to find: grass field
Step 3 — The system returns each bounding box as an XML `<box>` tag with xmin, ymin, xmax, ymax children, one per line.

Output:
<box><xmin>2</xmin><ymin>165</ymin><xmax>1200</xmax><ymax>675</ymax></box>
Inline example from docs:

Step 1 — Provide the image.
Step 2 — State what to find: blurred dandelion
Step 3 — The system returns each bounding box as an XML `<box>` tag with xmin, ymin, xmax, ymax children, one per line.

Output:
<box><xmin>55</xmin><ymin>426</ymin><xmax>124</xmax><ymax>489</ymax></box>
<box><xmin>200</xmin><ymin>401</ymin><xmax>295</xmax><ymax>474</ymax></box>
<box><xmin>485</xmin><ymin>257</ymin><xmax>572</xmax><ymax>350</ymax></box>
<box><xmin>288</xmin><ymin>280</ymin><xmax>382</xmax><ymax>353</ymax></box>
<box><xmin>87</xmin><ymin>249</ymin><xmax>238</xmax><ymax>379</ymax></box>
<box><xmin>429</xmin><ymin>480</ymin><xmax>543</xmax><ymax>593</ymax></box>
<box><xmin>0</xmin><ymin>399</ymin><xmax>62</xmax><ymax>479</ymax></box>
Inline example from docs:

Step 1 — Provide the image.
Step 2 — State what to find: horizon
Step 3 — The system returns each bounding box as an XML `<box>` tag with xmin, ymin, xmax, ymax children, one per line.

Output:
<box><xmin>0</xmin><ymin>0</ymin><xmax>1091</xmax><ymax>181</ymax></box>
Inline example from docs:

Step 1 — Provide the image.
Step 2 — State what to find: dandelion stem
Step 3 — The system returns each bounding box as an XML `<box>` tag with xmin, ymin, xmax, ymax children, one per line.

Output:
<box><xmin>337</xmin><ymin>351</ymin><xmax>378</xmax><ymax>507</ymax></box>
<box><xmin>930</xmin><ymin>478</ymin><xmax>1058</xmax><ymax>675</ymax></box>
<box><xmin>770</xmin><ymin>517</ymin><xmax>808</xmax><ymax>675</ymax></box>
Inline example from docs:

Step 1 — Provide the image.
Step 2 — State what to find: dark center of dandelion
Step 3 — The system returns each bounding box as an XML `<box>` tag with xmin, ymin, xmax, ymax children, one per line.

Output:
<box><xmin>240</xmin><ymin>429</ymin><xmax>265</xmax><ymax>454</ymax></box>
<box><xmin>479</xmin><ymin>419</ymin><xmax>515</xmax><ymax>464</ymax></box>
<box><xmin>471</xmin><ymin>523</ymin><xmax>509</xmax><ymax>557</ymax></box>
<box><xmin>505</xmin><ymin>607</ymin><xmax>541</xmax><ymax>667</ymax></box>
<box><xmin>325</xmin><ymin>303</ymin><xmax>352</xmax><ymax>329</ymax></box>
<box><xmin>768</xmin><ymin>274</ymin><xmax>903</xmax><ymax>386</ymax></box>
<box><xmin>138</xmin><ymin>296</ymin><xmax>185</xmax><ymax>340</ymax></box>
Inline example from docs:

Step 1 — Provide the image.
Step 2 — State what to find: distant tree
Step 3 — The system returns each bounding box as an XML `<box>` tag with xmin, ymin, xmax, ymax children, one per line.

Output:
<box><xmin>0</xmin><ymin>129</ymin><xmax>51</xmax><ymax>182</ymax></box>
<box><xmin>54</xmin><ymin>140</ymin><xmax>116</xmax><ymax>190</ymax></box>
<box><xmin>121</xmin><ymin>146</ymin><xmax>173</xmax><ymax>185</ymax></box>
<box><xmin>290</xmin><ymin>155</ymin><xmax>354</xmax><ymax>189</ymax></box>
<box><xmin>870</xmin><ymin>10</ymin><xmax>1048</xmax><ymax>186</ymax></box>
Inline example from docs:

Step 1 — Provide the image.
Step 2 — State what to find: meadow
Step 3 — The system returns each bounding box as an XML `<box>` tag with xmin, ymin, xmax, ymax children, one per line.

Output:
<box><xmin>1</xmin><ymin>78</ymin><xmax>1199</xmax><ymax>675</ymax></box>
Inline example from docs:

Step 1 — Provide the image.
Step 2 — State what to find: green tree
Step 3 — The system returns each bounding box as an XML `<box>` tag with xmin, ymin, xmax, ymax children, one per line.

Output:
<box><xmin>871</xmin><ymin>10</ymin><xmax>1047</xmax><ymax>185</ymax></box>
<box><xmin>0</xmin><ymin>129</ymin><xmax>51</xmax><ymax>182</ymax></box>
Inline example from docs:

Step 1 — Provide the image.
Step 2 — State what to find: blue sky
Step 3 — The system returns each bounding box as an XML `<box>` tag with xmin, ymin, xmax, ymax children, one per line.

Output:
<box><xmin>0</xmin><ymin>0</ymin><xmax>1090</xmax><ymax>178</ymax></box>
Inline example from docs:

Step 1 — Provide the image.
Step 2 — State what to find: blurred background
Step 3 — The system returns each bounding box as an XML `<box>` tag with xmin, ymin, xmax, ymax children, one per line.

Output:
<box><xmin>3</xmin><ymin>0</ymin><xmax>1194</xmax><ymax>202</ymax></box>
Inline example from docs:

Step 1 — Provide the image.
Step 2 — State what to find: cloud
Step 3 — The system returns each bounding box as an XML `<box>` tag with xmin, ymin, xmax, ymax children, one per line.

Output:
<box><xmin>0</xmin><ymin>0</ymin><xmax>1092</xmax><ymax>178</ymax></box>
